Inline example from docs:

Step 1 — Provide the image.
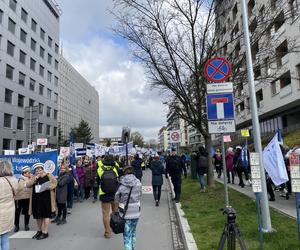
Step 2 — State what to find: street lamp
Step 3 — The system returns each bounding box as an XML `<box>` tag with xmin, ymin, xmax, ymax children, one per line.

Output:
<box><xmin>122</xmin><ymin>127</ymin><xmax>131</xmax><ymax>166</ymax></box>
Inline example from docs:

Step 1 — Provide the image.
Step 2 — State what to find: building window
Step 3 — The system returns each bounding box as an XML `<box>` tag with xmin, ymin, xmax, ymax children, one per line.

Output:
<box><xmin>30</xmin><ymin>58</ymin><xmax>36</xmax><ymax>71</ymax></box>
<box><xmin>47</xmin><ymin>71</ymin><xmax>52</xmax><ymax>82</ymax></box>
<box><xmin>7</xmin><ymin>41</ymin><xmax>15</xmax><ymax>56</ymax></box>
<box><xmin>6</xmin><ymin>64</ymin><xmax>14</xmax><ymax>80</ymax></box>
<box><xmin>54</xmin><ymin>93</ymin><xmax>58</xmax><ymax>103</ymax></box>
<box><xmin>40</xmin><ymin>46</ymin><xmax>45</xmax><ymax>58</ymax></box>
<box><xmin>39</xmin><ymin>65</ymin><xmax>44</xmax><ymax>77</ymax></box>
<box><xmin>17</xmin><ymin>117</ymin><xmax>24</xmax><ymax>130</ymax></box>
<box><xmin>38</xmin><ymin>123</ymin><xmax>43</xmax><ymax>133</ymax></box>
<box><xmin>29</xmin><ymin>78</ymin><xmax>35</xmax><ymax>91</ymax></box>
<box><xmin>55</xmin><ymin>60</ymin><xmax>58</xmax><ymax>70</ymax></box>
<box><xmin>19</xmin><ymin>72</ymin><xmax>25</xmax><ymax>86</ymax></box>
<box><xmin>4</xmin><ymin>113</ymin><xmax>12</xmax><ymax>128</ymax></box>
<box><xmin>279</xmin><ymin>71</ymin><xmax>292</xmax><ymax>88</ymax></box>
<box><xmin>21</xmin><ymin>8</ymin><xmax>28</xmax><ymax>23</ymax></box>
<box><xmin>39</xmin><ymin>84</ymin><xmax>44</xmax><ymax>95</ymax></box>
<box><xmin>9</xmin><ymin>0</ymin><xmax>17</xmax><ymax>12</ymax></box>
<box><xmin>16</xmin><ymin>140</ymin><xmax>23</xmax><ymax>149</ymax></box>
<box><xmin>47</xmin><ymin>88</ymin><xmax>52</xmax><ymax>99</ymax></box>
<box><xmin>54</xmin><ymin>76</ymin><xmax>58</xmax><ymax>86</ymax></box>
<box><xmin>53</xmin><ymin>127</ymin><xmax>57</xmax><ymax>136</ymax></box>
<box><xmin>276</xmin><ymin>40</ymin><xmax>288</xmax><ymax>68</ymax></box>
<box><xmin>31</xmin><ymin>38</ymin><xmax>36</xmax><ymax>51</ymax></box>
<box><xmin>40</xmin><ymin>28</ymin><xmax>45</xmax><ymax>40</ymax></box>
<box><xmin>46</xmin><ymin>125</ymin><xmax>51</xmax><ymax>135</ymax></box>
<box><xmin>48</xmin><ymin>36</ymin><xmax>52</xmax><ymax>48</ymax></box>
<box><xmin>55</xmin><ymin>43</ymin><xmax>59</xmax><ymax>54</ymax></box>
<box><xmin>46</xmin><ymin>106</ymin><xmax>51</xmax><ymax>117</ymax></box>
<box><xmin>18</xmin><ymin>94</ymin><xmax>24</xmax><ymax>107</ymax></box>
<box><xmin>5</xmin><ymin>89</ymin><xmax>13</xmax><ymax>103</ymax></box>
<box><xmin>19</xmin><ymin>50</ymin><xmax>26</xmax><ymax>64</ymax></box>
<box><xmin>54</xmin><ymin>109</ymin><xmax>58</xmax><ymax>120</ymax></box>
<box><xmin>0</xmin><ymin>9</ymin><xmax>3</xmax><ymax>24</ymax></box>
<box><xmin>47</xmin><ymin>53</ymin><xmax>52</xmax><ymax>65</ymax></box>
<box><xmin>8</xmin><ymin>18</ymin><xmax>16</xmax><ymax>34</ymax></box>
<box><xmin>29</xmin><ymin>99</ymin><xmax>34</xmax><ymax>107</ymax></box>
<box><xmin>38</xmin><ymin>103</ymin><xmax>44</xmax><ymax>115</ymax></box>
<box><xmin>2</xmin><ymin>139</ymin><xmax>11</xmax><ymax>150</ymax></box>
<box><xmin>31</xmin><ymin>18</ymin><xmax>37</xmax><ymax>32</ymax></box>
<box><xmin>20</xmin><ymin>29</ymin><xmax>27</xmax><ymax>43</ymax></box>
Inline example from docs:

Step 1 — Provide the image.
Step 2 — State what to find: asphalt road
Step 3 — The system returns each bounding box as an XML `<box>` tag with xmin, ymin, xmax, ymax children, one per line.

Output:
<box><xmin>10</xmin><ymin>169</ymin><xmax>173</xmax><ymax>250</ymax></box>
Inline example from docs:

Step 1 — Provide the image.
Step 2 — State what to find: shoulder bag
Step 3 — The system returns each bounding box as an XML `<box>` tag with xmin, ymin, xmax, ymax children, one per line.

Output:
<box><xmin>4</xmin><ymin>176</ymin><xmax>16</xmax><ymax>198</ymax></box>
<box><xmin>110</xmin><ymin>186</ymin><xmax>133</xmax><ymax>234</ymax></box>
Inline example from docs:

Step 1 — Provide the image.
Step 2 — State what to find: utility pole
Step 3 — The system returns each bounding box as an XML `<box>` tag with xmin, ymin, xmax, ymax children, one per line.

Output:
<box><xmin>240</xmin><ymin>0</ymin><xmax>272</xmax><ymax>232</ymax></box>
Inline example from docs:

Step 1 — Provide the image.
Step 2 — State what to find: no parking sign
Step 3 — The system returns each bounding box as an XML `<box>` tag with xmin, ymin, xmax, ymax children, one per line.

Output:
<box><xmin>169</xmin><ymin>130</ymin><xmax>181</xmax><ymax>143</ymax></box>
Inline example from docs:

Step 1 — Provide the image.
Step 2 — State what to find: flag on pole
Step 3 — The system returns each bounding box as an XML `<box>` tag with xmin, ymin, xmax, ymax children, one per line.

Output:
<box><xmin>69</xmin><ymin>129</ymin><xmax>76</xmax><ymax>166</ymax></box>
<box><xmin>263</xmin><ymin>132</ymin><xmax>288</xmax><ymax>186</ymax></box>
<box><xmin>241</xmin><ymin>139</ymin><xmax>249</xmax><ymax>168</ymax></box>
<box><xmin>277</xmin><ymin>128</ymin><xmax>283</xmax><ymax>145</ymax></box>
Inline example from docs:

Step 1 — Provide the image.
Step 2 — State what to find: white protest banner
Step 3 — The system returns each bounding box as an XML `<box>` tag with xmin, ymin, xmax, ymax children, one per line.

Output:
<box><xmin>37</xmin><ymin>138</ymin><xmax>48</xmax><ymax>146</ymax></box>
<box><xmin>18</xmin><ymin>148</ymin><xmax>30</xmax><ymax>155</ymax></box>
<box><xmin>74</xmin><ymin>143</ymin><xmax>84</xmax><ymax>149</ymax></box>
<box><xmin>263</xmin><ymin>133</ymin><xmax>288</xmax><ymax>186</ymax></box>
<box><xmin>86</xmin><ymin>149</ymin><xmax>94</xmax><ymax>158</ymax></box>
<box><xmin>60</xmin><ymin>147</ymin><xmax>70</xmax><ymax>157</ymax></box>
<box><xmin>4</xmin><ymin>150</ymin><xmax>15</xmax><ymax>155</ymax></box>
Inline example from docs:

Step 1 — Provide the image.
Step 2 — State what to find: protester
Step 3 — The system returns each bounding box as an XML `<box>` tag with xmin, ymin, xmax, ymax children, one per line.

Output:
<box><xmin>166</xmin><ymin>148</ymin><xmax>187</xmax><ymax>203</ymax></box>
<box><xmin>14</xmin><ymin>166</ymin><xmax>32</xmax><ymax>232</ymax></box>
<box><xmin>0</xmin><ymin>161</ymin><xmax>18</xmax><ymax>250</ymax></box>
<box><xmin>233</xmin><ymin>147</ymin><xmax>249</xmax><ymax>187</ymax></box>
<box><xmin>115</xmin><ymin>165</ymin><xmax>142</xmax><ymax>250</ymax></box>
<box><xmin>83</xmin><ymin>156</ymin><xmax>94</xmax><ymax>200</ymax></box>
<box><xmin>213</xmin><ymin>149</ymin><xmax>223</xmax><ymax>178</ymax></box>
<box><xmin>149</xmin><ymin>155</ymin><xmax>165</xmax><ymax>206</ymax></box>
<box><xmin>92</xmin><ymin>159</ymin><xmax>99</xmax><ymax>203</ymax></box>
<box><xmin>226</xmin><ymin>147</ymin><xmax>235</xmax><ymax>184</ymax></box>
<box><xmin>131</xmin><ymin>154</ymin><xmax>143</xmax><ymax>182</ymax></box>
<box><xmin>54</xmin><ymin>164</ymin><xmax>70</xmax><ymax>225</ymax></box>
<box><xmin>97</xmin><ymin>154</ymin><xmax>119</xmax><ymax>238</ymax></box>
<box><xmin>196</xmin><ymin>146</ymin><xmax>209</xmax><ymax>192</ymax></box>
<box><xmin>75</xmin><ymin>157</ymin><xmax>85</xmax><ymax>202</ymax></box>
<box><xmin>64</xmin><ymin>157</ymin><xmax>79</xmax><ymax>214</ymax></box>
<box><xmin>26</xmin><ymin>163</ymin><xmax>57</xmax><ymax>240</ymax></box>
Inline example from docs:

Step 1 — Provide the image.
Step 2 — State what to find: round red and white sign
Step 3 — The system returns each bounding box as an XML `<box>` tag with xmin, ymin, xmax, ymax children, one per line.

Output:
<box><xmin>170</xmin><ymin>131</ymin><xmax>180</xmax><ymax>143</ymax></box>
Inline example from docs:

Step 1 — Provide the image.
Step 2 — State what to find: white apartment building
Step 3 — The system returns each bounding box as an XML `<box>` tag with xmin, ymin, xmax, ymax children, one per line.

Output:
<box><xmin>187</xmin><ymin>126</ymin><xmax>204</xmax><ymax>150</ymax></box>
<box><xmin>158</xmin><ymin>126</ymin><xmax>169</xmax><ymax>152</ymax></box>
<box><xmin>215</xmin><ymin>0</ymin><xmax>300</xmax><ymax>136</ymax></box>
<box><xmin>59</xmin><ymin>56</ymin><xmax>99</xmax><ymax>143</ymax></box>
<box><xmin>0</xmin><ymin>0</ymin><xmax>61</xmax><ymax>152</ymax></box>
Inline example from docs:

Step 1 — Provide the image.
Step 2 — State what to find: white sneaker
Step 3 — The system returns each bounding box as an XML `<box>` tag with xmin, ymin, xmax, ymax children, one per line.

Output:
<box><xmin>67</xmin><ymin>208</ymin><xmax>72</xmax><ymax>214</ymax></box>
<box><xmin>247</xmin><ymin>180</ymin><xmax>252</xmax><ymax>186</ymax></box>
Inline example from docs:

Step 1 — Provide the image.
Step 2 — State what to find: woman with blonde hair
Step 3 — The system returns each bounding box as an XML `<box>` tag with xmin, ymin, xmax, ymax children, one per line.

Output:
<box><xmin>0</xmin><ymin>160</ymin><xmax>18</xmax><ymax>250</ymax></box>
<box><xmin>26</xmin><ymin>163</ymin><xmax>57</xmax><ymax>240</ymax></box>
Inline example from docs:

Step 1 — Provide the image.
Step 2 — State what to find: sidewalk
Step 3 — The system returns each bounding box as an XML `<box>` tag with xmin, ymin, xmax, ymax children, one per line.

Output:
<box><xmin>10</xmin><ymin>170</ymin><xmax>174</xmax><ymax>250</ymax></box>
<box><xmin>215</xmin><ymin>173</ymin><xmax>297</xmax><ymax>219</ymax></box>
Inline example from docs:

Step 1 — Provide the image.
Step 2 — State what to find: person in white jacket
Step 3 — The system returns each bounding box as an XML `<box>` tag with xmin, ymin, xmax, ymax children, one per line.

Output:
<box><xmin>115</xmin><ymin>165</ymin><xmax>142</xmax><ymax>250</ymax></box>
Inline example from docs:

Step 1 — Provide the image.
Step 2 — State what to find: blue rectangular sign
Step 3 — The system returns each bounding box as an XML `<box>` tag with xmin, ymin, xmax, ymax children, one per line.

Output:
<box><xmin>207</xmin><ymin>93</ymin><xmax>234</xmax><ymax>120</ymax></box>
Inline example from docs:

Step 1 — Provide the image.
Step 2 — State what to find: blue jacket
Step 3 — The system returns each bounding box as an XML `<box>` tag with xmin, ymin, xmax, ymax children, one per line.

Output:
<box><xmin>150</xmin><ymin>160</ymin><xmax>165</xmax><ymax>186</ymax></box>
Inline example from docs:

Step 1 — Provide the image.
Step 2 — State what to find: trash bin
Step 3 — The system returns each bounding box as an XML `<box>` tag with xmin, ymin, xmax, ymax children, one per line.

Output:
<box><xmin>191</xmin><ymin>158</ymin><xmax>198</xmax><ymax>180</ymax></box>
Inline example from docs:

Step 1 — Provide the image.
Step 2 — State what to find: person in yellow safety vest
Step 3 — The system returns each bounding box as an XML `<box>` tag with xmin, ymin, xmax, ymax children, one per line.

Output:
<box><xmin>141</xmin><ymin>161</ymin><xmax>145</xmax><ymax>170</ymax></box>
<box><xmin>97</xmin><ymin>154</ymin><xmax>119</xmax><ymax>239</ymax></box>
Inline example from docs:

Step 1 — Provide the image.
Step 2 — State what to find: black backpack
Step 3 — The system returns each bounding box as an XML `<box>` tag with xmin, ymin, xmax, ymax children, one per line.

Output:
<box><xmin>101</xmin><ymin>165</ymin><xmax>118</xmax><ymax>194</ymax></box>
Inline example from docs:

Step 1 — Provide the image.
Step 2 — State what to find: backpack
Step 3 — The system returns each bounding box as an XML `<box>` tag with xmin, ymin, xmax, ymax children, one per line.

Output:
<box><xmin>101</xmin><ymin>165</ymin><xmax>118</xmax><ymax>194</ymax></box>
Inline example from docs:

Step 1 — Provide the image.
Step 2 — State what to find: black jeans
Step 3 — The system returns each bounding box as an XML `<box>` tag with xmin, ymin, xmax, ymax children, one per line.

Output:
<box><xmin>57</xmin><ymin>203</ymin><xmax>67</xmax><ymax>219</ymax></box>
<box><xmin>152</xmin><ymin>185</ymin><xmax>162</xmax><ymax>202</ymax></box>
<box><xmin>226</xmin><ymin>171</ymin><xmax>235</xmax><ymax>183</ymax></box>
<box><xmin>236</xmin><ymin>167</ymin><xmax>249</xmax><ymax>186</ymax></box>
<box><xmin>15</xmin><ymin>199</ymin><xmax>30</xmax><ymax>226</ymax></box>
<box><xmin>171</xmin><ymin>176</ymin><xmax>182</xmax><ymax>201</ymax></box>
<box><xmin>267</xmin><ymin>178</ymin><xmax>275</xmax><ymax>200</ymax></box>
<box><xmin>85</xmin><ymin>186</ymin><xmax>92</xmax><ymax>199</ymax></box>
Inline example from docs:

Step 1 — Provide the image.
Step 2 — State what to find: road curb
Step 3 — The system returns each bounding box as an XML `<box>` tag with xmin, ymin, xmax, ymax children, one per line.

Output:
<box><xmin>167</xmin><ymin>178</ymin><xmax>198</xmax><ymax>250</ymax></box>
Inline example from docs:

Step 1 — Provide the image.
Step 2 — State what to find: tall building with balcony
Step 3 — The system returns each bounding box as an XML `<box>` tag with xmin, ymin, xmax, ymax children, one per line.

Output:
<box><xmin>58</xmin><ymin>56</ymin><xmax>99</xmax><ymax>143</ymax></box>
<box><xmin>0</xmin><ymin>0</ymin><xmax>61</xmax><ymax>152</ymax></box>
<box><xmin>158</xmin><ymin>126</ymin><xmax>168</xmax><ymax>151</ymax></box>
<box><xmin>215</xmin><ymin>0</ymin><xmax>300</xmax><ymax>136</ymax></box>
<box><xmin>187</xmin><ymin>126</ymin><xmax>204</xmax><ymax>150</ymax></box>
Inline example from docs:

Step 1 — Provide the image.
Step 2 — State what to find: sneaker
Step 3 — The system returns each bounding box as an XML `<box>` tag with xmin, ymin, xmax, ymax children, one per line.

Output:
<box><xmin>60</xmin><ymin>219</ymin><xmax>67</xmax><ymax>225</ymax></box>
<box><xmin>25</xmin><ymin>225</ymin><xmax>30</xmax><ymax>231</ymax></box>
<box><xmin>36</xmin><ymin>233</ymin><xmax>48</xmax><ymax>240</ymax></box>
<box><xmin>56</xmin><ymin>218</ymin><xmax>62</xmax><ymax>225</ymax></box>
<box><xmin>269</xmin><ymin>197</ymin><xmax>275</xmax><ymax>201</ymax></box>
<box><xmin>51</xmin><ymin>217</ymin><xmax>59</xmax><ymax>223</ymax></box>
<box><xmin>32</xmin><ymin>231</ymin><xmax>42</xmax><ymax>239</ymax></box>
<box><xmin>155</xmin><ymin>200</ymin><xmax>159</xmax><ymax>207</ymax></box>
<box><xmin>67</xmin><ymin>208</ymin><xmax>72</xmax><ymax>214</ymax></box>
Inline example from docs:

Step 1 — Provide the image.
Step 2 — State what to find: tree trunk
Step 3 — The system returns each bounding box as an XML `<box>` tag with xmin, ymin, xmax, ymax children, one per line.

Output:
<box><xmin>204</xmin><ymin>135</ymin><xmax>215</xmax><ymax>188</ymax></box>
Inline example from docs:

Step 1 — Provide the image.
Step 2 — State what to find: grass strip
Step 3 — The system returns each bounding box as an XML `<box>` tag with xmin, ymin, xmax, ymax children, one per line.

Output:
<box><xmin>181</xmin><ymin>177</ymin><xmax>300</xmax><ymax>250</ymax></box>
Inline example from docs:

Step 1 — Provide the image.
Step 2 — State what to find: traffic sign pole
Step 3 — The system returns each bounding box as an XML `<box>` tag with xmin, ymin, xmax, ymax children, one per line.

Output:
<box><xmin>241</xmin><ymin>0</ymin><xmax>272</xmax><ymax>232</ymax></box>
<box><xmin>221</xmin><ymin>134</ymin><xmax>229</xmax><ymax>207</ymax></box>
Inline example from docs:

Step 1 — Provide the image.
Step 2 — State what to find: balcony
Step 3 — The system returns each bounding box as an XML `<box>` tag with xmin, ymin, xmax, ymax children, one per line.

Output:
<box><xmin>280</xmin><ymin>84</ymin><xmax>292</xmax><ymax>99</ymax></box>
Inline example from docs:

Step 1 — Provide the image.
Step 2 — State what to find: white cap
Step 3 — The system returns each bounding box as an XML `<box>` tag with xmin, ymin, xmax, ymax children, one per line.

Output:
<box><xmin>32</xmin><ymin>162</ymin><xmax>44</xmax><ymax>171</ymax></box>
<box><xmin>22</xmin><ymin>166</ymin><xmax>31</xmax><ymax>172</ymax></box>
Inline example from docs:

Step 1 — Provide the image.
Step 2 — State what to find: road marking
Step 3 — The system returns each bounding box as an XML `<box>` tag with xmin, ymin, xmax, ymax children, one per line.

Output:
<box><xmin>10</xmin><ymin>231</ymin><xmax>36</xmax><ymax>239</ymax></box>
<box><xmin>142</xmin><ymin>186</ymin><xmax>153</xmax><ymax>194</ymax></box>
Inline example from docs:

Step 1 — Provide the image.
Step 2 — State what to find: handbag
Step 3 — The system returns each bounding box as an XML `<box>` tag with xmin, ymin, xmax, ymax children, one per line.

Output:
<box><xmin>110</xmin><ymin>186</ymin><xmax>133</xmax><ymax>234</ymax></box>
<box><xmin>4</xmin><ymin>177</ymin><xmax>16</xmax><ymax>198</ymax></box>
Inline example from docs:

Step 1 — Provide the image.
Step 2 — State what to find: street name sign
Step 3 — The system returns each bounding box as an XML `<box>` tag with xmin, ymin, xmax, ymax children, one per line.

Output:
<box><xmin>207</xmin><ymin>82</ymin><xmax>233</xmax><ymax>94</ymax></box>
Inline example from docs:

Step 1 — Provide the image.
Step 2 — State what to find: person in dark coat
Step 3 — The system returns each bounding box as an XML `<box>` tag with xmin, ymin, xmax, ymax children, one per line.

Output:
<box><xmin>166</xmin><ymin>148</ymin><xmax>187</xmax><ymax>203</ymax></box>
<box><xmin>150</xmin><ymin>155</ymin><xmax>165</xmax><ymax>206</ymax></box>
<box><xmin>131</xmin><ymin>154</ymin><xmax>143</xmax><ymax>182</ymax></box>
<box><xmin>196</xmin><ymin>146</ymin><xmax>208</xmax><ymax>192</ymax></box>
<box><xmin>54</xmin><ymin>164</ymin><xmax>70</xmax><ymax>225</ymax></box>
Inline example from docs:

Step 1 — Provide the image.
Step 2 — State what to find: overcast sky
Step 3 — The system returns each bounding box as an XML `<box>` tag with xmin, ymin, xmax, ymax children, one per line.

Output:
<box><xmin>56</xmin><ymin>0</ymin><xmax>167</xmax><ymax>141</ymax></box>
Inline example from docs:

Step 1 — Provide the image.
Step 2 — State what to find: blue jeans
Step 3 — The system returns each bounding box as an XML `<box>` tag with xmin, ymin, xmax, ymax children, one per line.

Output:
<box><xmin>0</xmin><ymin>233</ymin><xmax>9</xmax><ymax>250</ymax></box>
<box><xmin>123</xmin><ymin>219</ymin><xmax>139</xmax><ymax>250</ymax></box>
<box><xmin>199</xmin><ymin>175</ymin><xmax>205</xmax><ymax>190</ymax></box>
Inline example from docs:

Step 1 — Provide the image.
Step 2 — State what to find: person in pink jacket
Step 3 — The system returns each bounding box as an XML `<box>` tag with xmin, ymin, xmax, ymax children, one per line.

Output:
<box><xmin>226</xmin><ymin>147</ymin><xmax>235</xmax><ymax>184</ymax></box>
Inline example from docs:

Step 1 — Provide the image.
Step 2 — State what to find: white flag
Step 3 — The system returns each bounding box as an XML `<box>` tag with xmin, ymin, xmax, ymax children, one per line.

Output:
<box><xmin>263</xmin><ymin>133</ymin><xmax>288</xmax><ymax>186</ymax></box>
